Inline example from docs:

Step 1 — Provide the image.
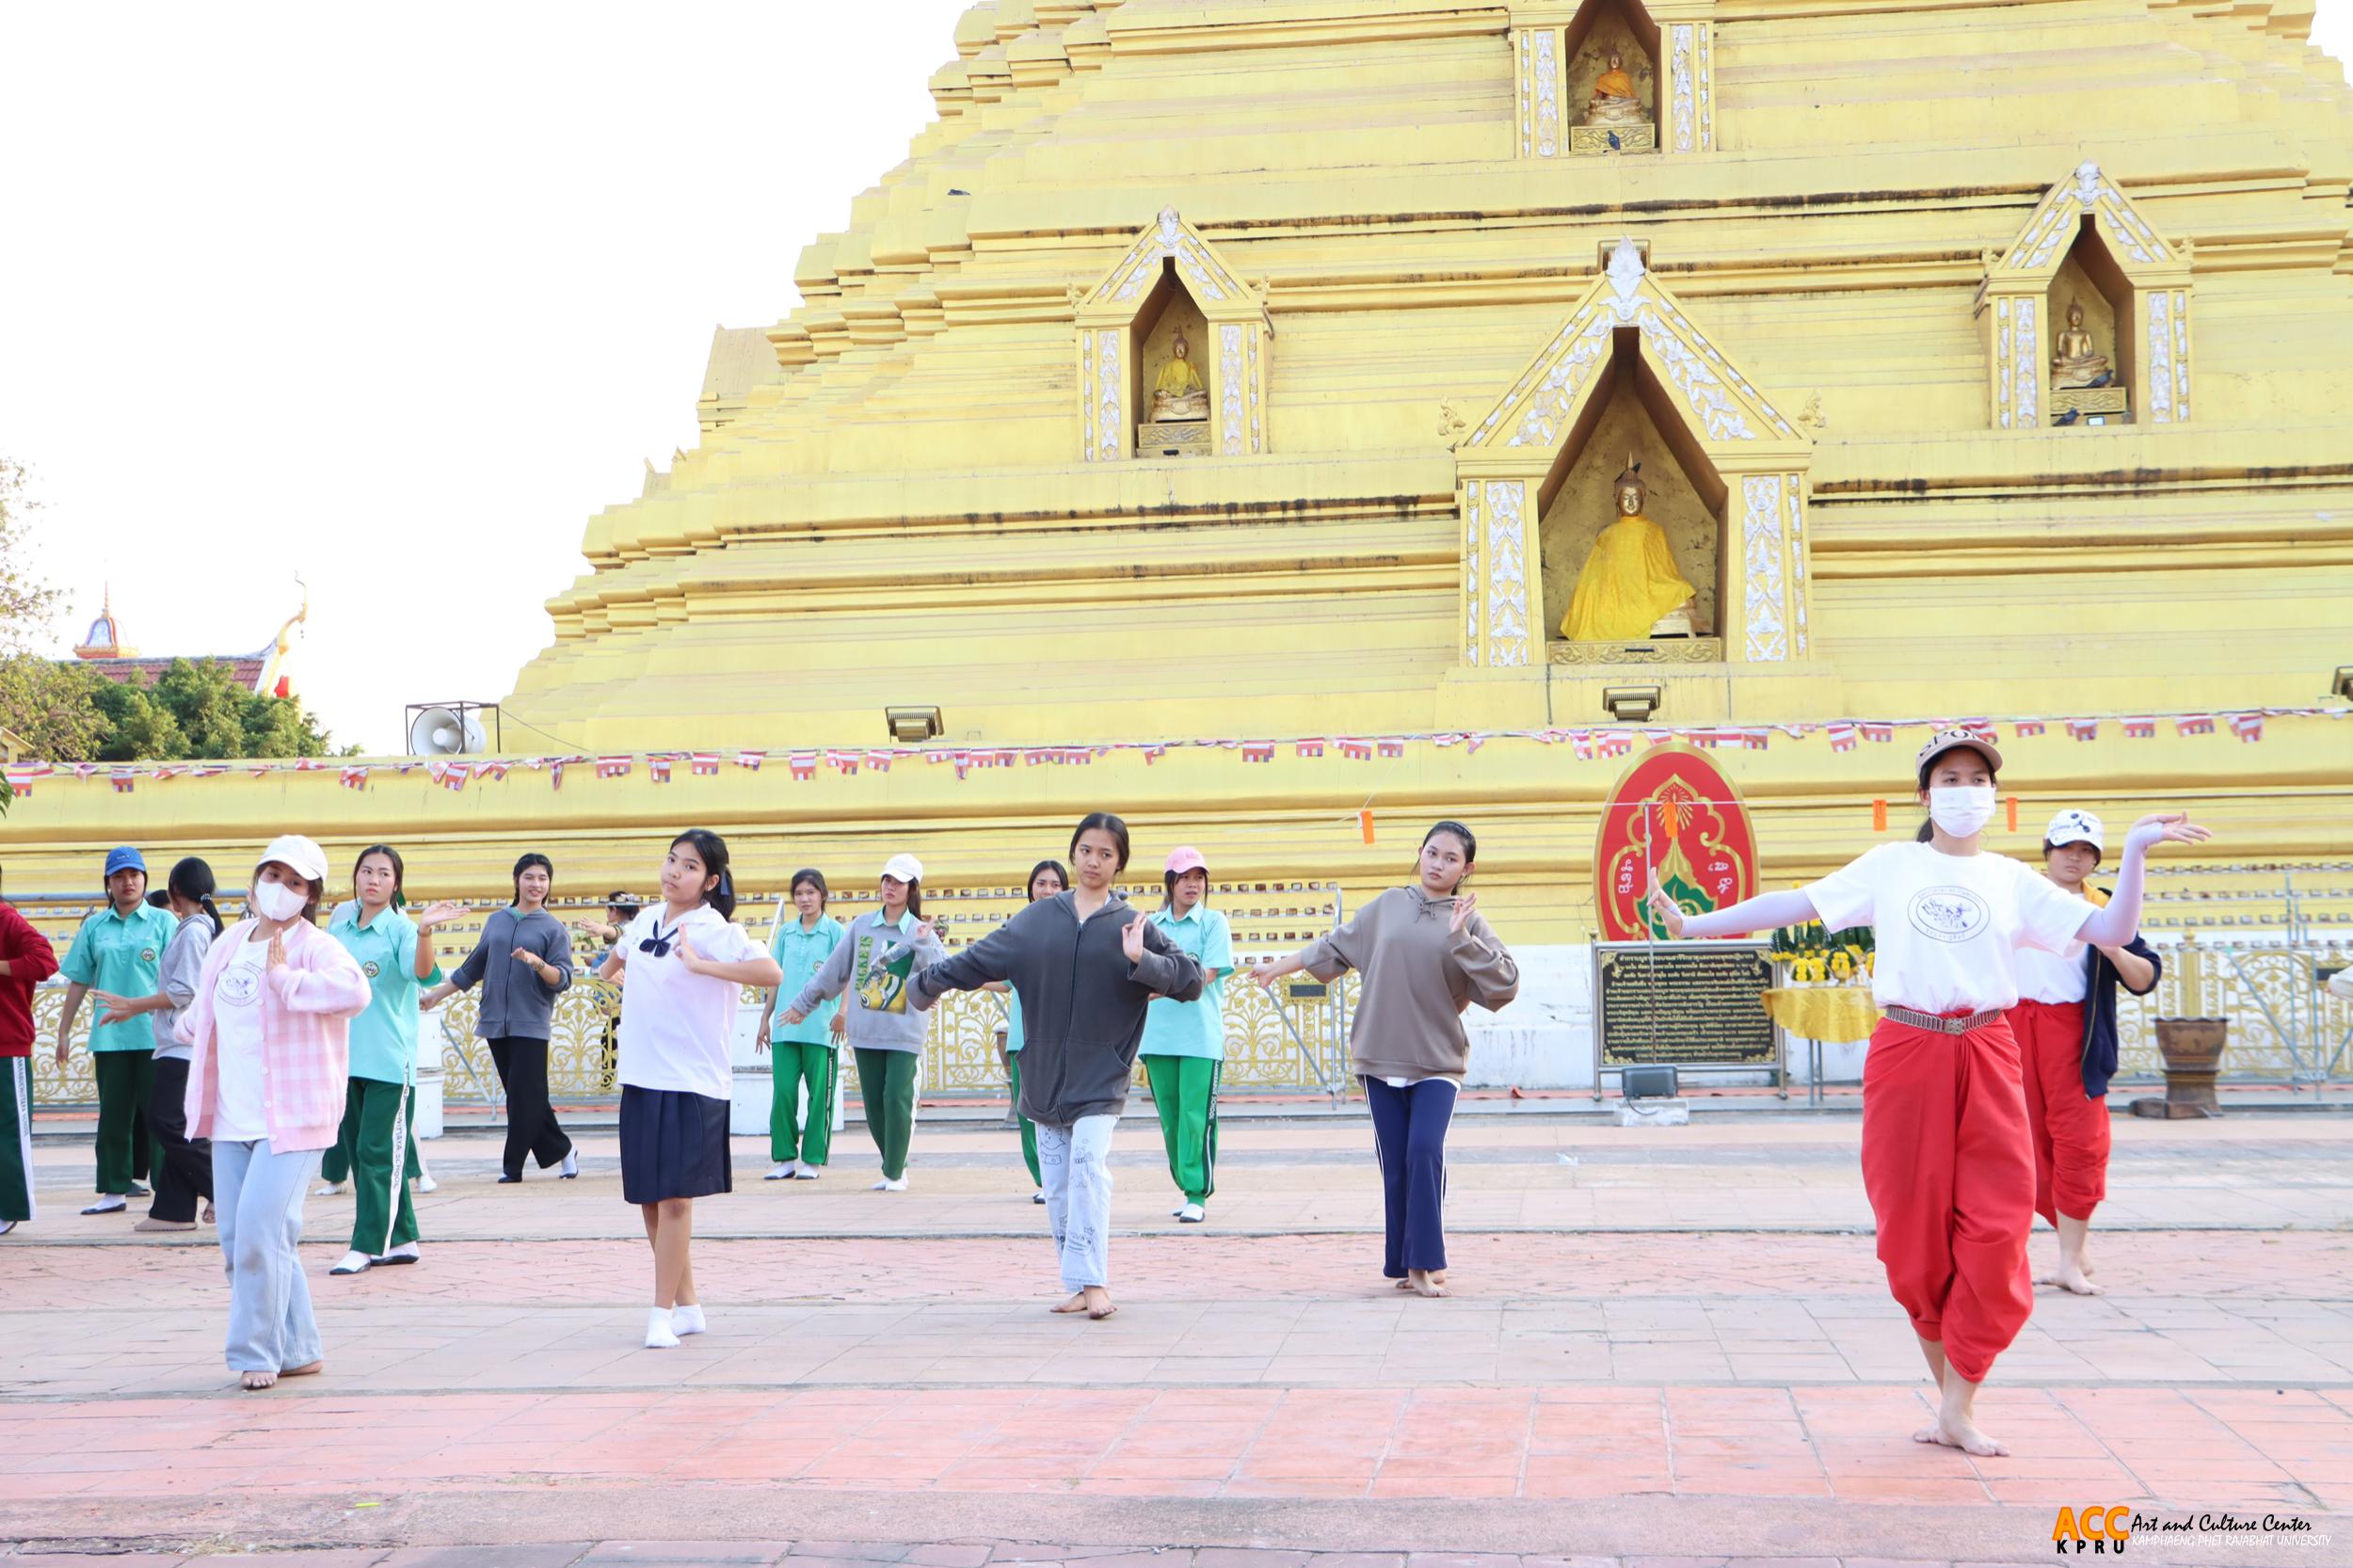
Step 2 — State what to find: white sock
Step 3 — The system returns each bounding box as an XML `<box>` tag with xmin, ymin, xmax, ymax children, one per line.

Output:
<box><xmin>672</xmin><ymin>1303</ymin><xmax>706</xmax><ymax>1336</ymax></box>
<box><xmin>644</xmin><ymin>1307</ymin><xmax>679</xmax><ymax>1349</ymax></box>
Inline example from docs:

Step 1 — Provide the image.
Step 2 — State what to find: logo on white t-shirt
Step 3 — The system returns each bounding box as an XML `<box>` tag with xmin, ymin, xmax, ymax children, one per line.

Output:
<box><xmin>1907</xmin><ymin>886</ymin><xmax>1992</xmax><ymax>944</ymax></box>
<box><xmin>217</xmin><ymin>962</ymin><xmax>263</xmax><ymax>1008</ymax></box>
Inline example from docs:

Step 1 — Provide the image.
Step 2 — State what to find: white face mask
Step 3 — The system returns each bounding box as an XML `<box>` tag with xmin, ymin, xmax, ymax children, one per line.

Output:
<box><xmin>249</xmin><ymin>879</ymin><xmax>308</xmax><ymax>922</ymax></box>
<box><xmin>1928</xmin><ymin>785</ymin><xmax>1996</xmax><ymax>839</ymax></box>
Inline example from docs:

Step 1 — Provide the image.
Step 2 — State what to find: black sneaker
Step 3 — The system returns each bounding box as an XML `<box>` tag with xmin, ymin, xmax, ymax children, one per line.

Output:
<box><xmin>497</xmin><ymin>1174</ymin><xmax>522</xmax><ymax>1184</ymax></box>
<box><xmin>125</xmin><ymin>1183</ymin><xmax>151</xmax><ymax>1198</ymax></box>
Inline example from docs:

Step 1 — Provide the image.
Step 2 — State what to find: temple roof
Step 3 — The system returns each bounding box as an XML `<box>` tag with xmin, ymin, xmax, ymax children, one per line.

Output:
<box><xmin>67</xmin><ymin>587</ymin><xmax>307</xmax><ymax>698</ymax></box>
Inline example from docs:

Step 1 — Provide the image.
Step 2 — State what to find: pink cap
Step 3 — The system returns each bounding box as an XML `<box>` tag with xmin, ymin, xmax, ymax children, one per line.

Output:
<box><xmin>1165</xmin><ymin>846</ymin><xmax>1208</xmax><ymax>876</ymax></box>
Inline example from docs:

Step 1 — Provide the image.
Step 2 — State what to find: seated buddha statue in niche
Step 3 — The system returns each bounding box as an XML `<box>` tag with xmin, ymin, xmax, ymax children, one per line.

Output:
<box><xmin>1561</xmin><ymin>457</ymin><xmax>1702</xmax><ymax>642</ymax></box>
<box><xmin>2050</xmin><ymin>300</ymin><xmax>2114</xmax><ymax>389</ymax></box>
<box><xmin>1582</xmin><ymin>48</ymin><xmax>1647</xmax><ymax>128</ymax></box>
<box><xmin>1150</xmin><ymin>328</ymin><xmax>1210</xmax><ymax>422</ymax></box>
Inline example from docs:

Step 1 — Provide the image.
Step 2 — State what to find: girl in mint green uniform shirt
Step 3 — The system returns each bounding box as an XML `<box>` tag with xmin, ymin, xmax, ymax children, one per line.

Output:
<box><xmin>991</xmin><ymin>860</ymin><xmax>1066</xmax><ymax>1202</ymax></box>
<box><xmin>56</xmin><ymin>846</ymin><xmax>177</xmax><ymax>1212</ymax></box>
<box><xmin>1138</xmin><ymin>847</ymin><xmax>1232</xmax><ymax>1224</ymax></box>
<box><xmin>324</xmin><ymin>846</ymin><xmax>463</xmax><ymax>1274</ymax></box>
<box><xmin>757</xmin><ymin>870</ymin><xmax>846</xmax><ymax>1179</ymax></box>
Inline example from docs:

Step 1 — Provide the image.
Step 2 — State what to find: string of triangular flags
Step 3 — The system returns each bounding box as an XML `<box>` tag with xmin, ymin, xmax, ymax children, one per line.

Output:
<box><xmin>3</xmin><ymin>707</ymin><xmax>2337</xmax><ymax>799</ymax></box>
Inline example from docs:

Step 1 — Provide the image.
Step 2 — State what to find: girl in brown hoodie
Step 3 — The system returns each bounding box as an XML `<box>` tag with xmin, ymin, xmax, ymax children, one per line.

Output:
<box><xmin>1249</xmin><ymin>821</ymin><xmax>1518</xmax><ymax>1296</ymax></box>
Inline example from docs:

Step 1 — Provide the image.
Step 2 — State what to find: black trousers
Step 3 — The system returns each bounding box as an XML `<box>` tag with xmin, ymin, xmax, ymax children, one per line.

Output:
<box><xmin>145</xmin><ymin>1055</ymin><xmax>213</xmax><ymax>1224</ymax></box>
<box><xmin>488</xmin><ymin>1036</ymin><xmax>571</xmax><ymax>1178</ymax></box>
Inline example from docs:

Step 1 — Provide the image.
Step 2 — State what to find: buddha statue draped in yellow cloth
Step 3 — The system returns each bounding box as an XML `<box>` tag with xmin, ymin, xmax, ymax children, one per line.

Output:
<box><xmin>1151</xmin><ymin>329</ymin><xmax>1209</xmax><ymax>422</ymax></box>
<box><xmin>1583</xmin><ymin>49</ymin><xmax>1647</xmax><ymax>128</ymax></box>
<box><xmin>1561</xmin><ymin>458</ymin><xmax>1701</xmax><ymax>642</ymax></box>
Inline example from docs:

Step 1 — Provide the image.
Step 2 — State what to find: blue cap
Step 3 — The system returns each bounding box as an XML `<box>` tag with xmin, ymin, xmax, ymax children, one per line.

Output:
<box><xmin>104</xmin><ymin>846</ymin><xmax>146</xmax><ymax>881</ymax></box>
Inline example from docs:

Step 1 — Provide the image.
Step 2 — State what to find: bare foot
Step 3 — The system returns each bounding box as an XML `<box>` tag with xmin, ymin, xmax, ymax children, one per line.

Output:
<box><xmin>1408</xmin><ymin>1269</ymin><xmax>1449</xmax><ymax>1298</ymax></box>
<box><xmin>1393</xmin><ymin>1276</ymin><xmax>1414</xmax><ymax>1290</ymax></box>
<box><xmin>1049</xmin><ymin>1291</ymin><xmax>1089</xmax><ymax>1314</ymax></box>
<box><xmin>2048</xmin><ymin>1263</ymin><xmax>2104</xmax><ymax>1296</ymax></box>
<box><xmin>1083</xmin><ymin>1286</ymin><xmax>1117</xmax><ymax>1320</ymax></box>
<box><xmin>1913</xmin><ymin>1415</ymin><xmax>2009</xmax><ymax>1458</ymax></box>
<box><xmin>240</xmin><ymin>1370</ymin><xmax>278</xmax><ymax>1391</ymax></box>
<box><xmin>280</xmin><ymin>1359</ymin><xmax>324</xmax><ymax>1378</ymax></box>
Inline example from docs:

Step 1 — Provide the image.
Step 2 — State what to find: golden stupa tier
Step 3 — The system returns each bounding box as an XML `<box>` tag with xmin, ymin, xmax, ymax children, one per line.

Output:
<box><xmin>9</xmin><ymin>0</ymin><xmax>2353</xmax><ymax>947</ymax></box>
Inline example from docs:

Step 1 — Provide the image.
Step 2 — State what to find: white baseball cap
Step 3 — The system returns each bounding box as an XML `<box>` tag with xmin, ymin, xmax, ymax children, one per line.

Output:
<box><xmin>882</xmin><ymin>853</ymin><xmax>924</xmax><ymax>885</ymax></box>
<box><xmin>2044</xmin><ymin>809</ymin><xmax>2105</xmax><ymax>856</ymax></box>
<box><xmin>256</xmin><ymin>833</ymin><xmax>330</xmax><ymax>885</ymax></box>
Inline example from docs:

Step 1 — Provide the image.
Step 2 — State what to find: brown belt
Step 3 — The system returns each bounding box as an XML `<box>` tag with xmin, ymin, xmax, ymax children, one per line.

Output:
<box><xmin>1883</xmin><ymin>1005</ymin><xmax>2005</xmax><ymax>1035</ymax></box>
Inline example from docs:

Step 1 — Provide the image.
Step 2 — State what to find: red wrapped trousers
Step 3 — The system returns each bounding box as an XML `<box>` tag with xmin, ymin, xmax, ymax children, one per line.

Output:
<box><xmin>2009</xmin><ymin>998</ymin><xmax>2107</xmax><ymax>1225</ymax></box>
<box><xmin>1859</xmin><ymin>1016</ymin><xmax>2036</xmax><ymax>1385</ymax></box>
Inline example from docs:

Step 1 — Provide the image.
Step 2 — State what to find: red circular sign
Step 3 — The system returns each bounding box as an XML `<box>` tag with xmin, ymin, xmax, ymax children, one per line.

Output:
<box><xmin>1593</xmin><ymin>743</ymin><xmax>1761</xmax><ymax>941</ymax></box>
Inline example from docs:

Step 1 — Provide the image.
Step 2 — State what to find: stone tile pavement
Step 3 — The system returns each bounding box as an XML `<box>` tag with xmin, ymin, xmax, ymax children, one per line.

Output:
<box><xmin>3</xmin><ymin>1112</ymin><xmax>2348</xmax><ymax>1566</ymax></box>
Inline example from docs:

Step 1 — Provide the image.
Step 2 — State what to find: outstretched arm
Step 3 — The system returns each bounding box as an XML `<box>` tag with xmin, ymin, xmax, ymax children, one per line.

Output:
<box><xmin>1646</xmin><ymin>876</ymin><xmax>1822</xmax><ymax>941</ymax></box>
<box><xmin>2076</xmin><ymin>814</ymin><xmax>2211</xmax><ymax>949</ymax></box>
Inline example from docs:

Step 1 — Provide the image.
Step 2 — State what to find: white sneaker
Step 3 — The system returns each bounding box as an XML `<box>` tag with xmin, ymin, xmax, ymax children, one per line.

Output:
<box><xmin>644</xmin><ymin>1308</ymin><xmax>680</xmax><ymax>1349</ymax></box>
<box><xmin>329</xmin><ymin>1251</ymin><xmax>373</xmax><ymax>1275</ymax></box>
<box><xmin>415</xmin><ymin>1174</ymin><xmax>439</xmax><ymax>1194</ymax></box>
<box><xmin>313</xmin><ymin>1182</ymin><xmax>346</xmax><ymax>1197</ymax></box>
<box><xmin>373</xmin><ymin>1241</ymin><xmax>420</xmax><ymax>1266</ymax></box>
<box><xmin>671</xmin><ymin>1303</ymin><xmax>706</xmax><ymax>1336</ymax></box>
<box><xmin>765</xmin><ymin>1162</ymin><xmax>798</xmax><ymax>1181</ymax></box>
<box><xmin>1177</xmin><ymin>1203</ymin><xmax>1207</xmax><ymax>1224</ymax></box>
<box><xmin>557</xmin><ymin>1149</ymin><xmax>580</xmax><ymax>1179</ymax></box>
<box><xmin>1032</xmin><ymin>1191</ymin><xmax>1046</xmax><ymax>1205</ymax></box>
<box><xmin>80</xmin><ymin>1195</ymin><xmax>126</xmax><ymax>1215</ymax></box>
<box><xmin>1172</xmin><ymin>1205</ymin><xmax>1186</xmax><ymax>1218</ymax></box>
<box><xmin>872</xmin><ymin>1176</ymin><xmax>908</xmax><ymax>1192</ymax></box>
<box><xmin>0</xmin><ymin>1219</ymin><xmax>16</xmax><ymax>1236</ymax></box>
<box><xmin>792</xmin><ymin>1165</ymin><xmax>823</xmax><ymax>1180</ymax></box>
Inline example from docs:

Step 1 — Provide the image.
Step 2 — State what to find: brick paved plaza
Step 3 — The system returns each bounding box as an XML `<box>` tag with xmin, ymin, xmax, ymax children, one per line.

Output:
<box><xmin>2</xmin><ymin>1106</ymin><xmax>2348</xmax><ymax>1567</ymax></box>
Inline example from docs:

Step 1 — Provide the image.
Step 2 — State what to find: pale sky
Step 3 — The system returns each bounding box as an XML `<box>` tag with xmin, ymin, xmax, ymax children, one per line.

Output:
<box><xmin>4</xmin><ymin>2</ymin><xmax>2350</xmax><ymax>754</ymax></box>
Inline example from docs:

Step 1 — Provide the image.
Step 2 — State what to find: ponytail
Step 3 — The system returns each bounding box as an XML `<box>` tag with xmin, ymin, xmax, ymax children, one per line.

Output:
<box><xmin>198</xmin><ymin>894</ymin><xmax>224</xmax><ymax>937</ymax></box>
<box><xmin>168</xmin><ymin>856</ymin><xmax>224</xmax><ymax>937</ymax></box>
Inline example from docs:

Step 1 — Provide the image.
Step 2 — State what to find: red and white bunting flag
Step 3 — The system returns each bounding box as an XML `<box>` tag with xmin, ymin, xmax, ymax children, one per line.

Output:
<box><xmin>2175</xmin><ymin>714</ymin><xmax>2216</xmax><ymax>737</ymax></box>
<box><xmin>596</xmin><ymin>756</ymin><xmax>632</xmax><ymax>779</ymax></box>
<box><xmin>1377</xmin><ymin>738</ymin><xmax>1405</xmax><ymax>759</ymax></box>
<box><xmin>1024</xmin><ymin>749</ymin><xmax>1049</xmax><ymax>768</ymax></box>
<box><xmin>1337</xmin><ymin>738</ymin><xmax>1373</xmax><ymax>760</ymax></box>
<box><xmin>340</xmin><ymin>766</ymin><xmax>368</xmax><ymax>791</ymax></box>
<box><xmin>153</xmin><ymin>764</ymin><xmax>188</xmax><ymax>780</ymax></box>
<box><xmin>191</xmin><ymin>763</ymin><xmax>227</xmax><ymax>778</ymax></box>
<box><xmin>1465</xmin><ymin>733</ymin><xmax>1487</xmax><ymax>755</ymax></box>
<box><xmin>951</xmin><ymin>750</ymin><xmax>972</xmax><ymax>780</ymax></box>
<box><xmin>1859</xmin><ymin>722</ymin><xmax>1894</xmax><ymax>744</ymax></box>
<box><xmin>2067</xmin><ymin>718</ymin><xmax>2099</xmax><ymax>742</ymax></box>
<box><xmin>2231</xmin><ymin>712</ymin><xmax>2265</xmax><ymax>743</ymax></box>
<box><xmin>648</xmin><ymin>757</ymin><xmax>672</xmax><ymax>784</ymax></box>
<box><xmin>111</xmin><ymin>769</ymin><xmax>136</xmax><ymax>794</ymax></box>
<box><xmin>1957</xmin><ymin>718</ymin><xmax>1997</xmax><ymax>744</ymax></box>
<box><xmin>735</xmin><ymin>750</ymin><xmax>764</xmax><ymax>772</ymax></box>
<box><xmin>1601</xmin><ymin>731</ymin><xmax>1638</xmax><ymax>759</ymax></box>
<box><xmin>442</xmin><ymin>761</ymin><xmax>472</xmax><ymax>792</ymax></box>
<box><xmin>1241</xmin><ymin>741</ymin><xmax>1274</xmax><ymax>763</ymax></box>
<box><xmin>1142</xmin><ymin>744</ymin><xmax>1168</xmax><ymax>764</ymax></box>
<box><xmin>1826</xmin><ymin>722</ymin><xmax>1858</xmax><ymax>752</ymax></box>
<box><xmin>690</xmin><ymin>752</ymin><xmax>720</xmax><ymax>776</ymax></box>
<box><xmin>3</xmin><ymin>767</ymin><xmax>35</xmax><ymax>796</ymax></box>
<box><xmin>826</xmin><ymin>750</ymin><xmax>859</xmax><ymax>776</ymax></box>
<box><xmin>993</xmin><ymin>748</ymin><xmax>1017</xmax><ymax>769</ymax></box>
<box><xmin>294</xmin><ymin>758</ymin><xmax>322</xmax><ymax>772</ymax></box>
<box><xmin>2122</xmin><ymin>717</ymin><xmax>2156</xmax><ymax>739</ymax></box>
<box><xmin>1643</xmin><ymin>728</ymin><xmax>1675</xmax><ymax>748</ymax></box>
<box><xmin>2014</xmin><ymin>720</ymin><xmax>2046</xmax><ymax>738</ymax></box>
<box><xmin>476</xmin><ymin>761</ymin><xmax>507</xmax><ymax>782</ymax></box>
<box><xmin>1569</xmin><ymin>730</ymin><xmax>1594</xmax><ymax>760</ymax></box>
<box><xmin>1295</xmin><ymin>738</ymin><xmax>1326</xmax><ymax>759</ymax></box>
<box><xmin>1742</xmin><ymin>728</ymin><xmax>1770</xmax><ymax>751</ymax></box>
<box><xmin>1434</xmin><ymin>732</ymin><xmax>1465</xmax><ymax>749</ymax></box>
<box><xmin>1689</xmin><ymin>729</ymin><xmax>1724</xmax><ymax>751</ymax></box>
<box><xmin>73</xmin><ymin>762</ymin><xmax>100</xmax><ymax>780</ymax></box>
<box><xmin>789</xmin><ymin>752</ymin><xmax>817</xmax><ymax>781</ymax></box>
<box><xmin>865</xmin><ymin>750</ymin><xmax>894</xmax><ymax>773</ymax></box>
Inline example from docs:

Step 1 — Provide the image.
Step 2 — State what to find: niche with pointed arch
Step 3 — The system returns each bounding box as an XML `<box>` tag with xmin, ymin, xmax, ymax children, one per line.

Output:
<box><xmin>1072</xmin><ymin>208</ymin><xmax>1273</xmax><ymax>461</ymax></box>
<box><xmin>1456</xmin><ymin>241</ymin><xmax>1812</xmax><ymax>669</ymax></box>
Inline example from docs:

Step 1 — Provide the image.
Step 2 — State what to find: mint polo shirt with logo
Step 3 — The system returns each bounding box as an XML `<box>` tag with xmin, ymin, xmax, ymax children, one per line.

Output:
<box><xmin>769</xmin><ymin>913</ymin><xmax>846</xmax><ymax>1046</ymax></box>
<box><xmin>60</xmin><ymin>901</ymin><xmax>178</xmax><ymax>1053</ymax></box>
<box><xmin>1140</xmin><ymin>904</ymin><xmax>1233</xmax><ymax>1061</ymax></box>
<box><xmin>328</xmin><ymin>901</ymin><xmax>422</xmax><ymax>1085</ymax></box>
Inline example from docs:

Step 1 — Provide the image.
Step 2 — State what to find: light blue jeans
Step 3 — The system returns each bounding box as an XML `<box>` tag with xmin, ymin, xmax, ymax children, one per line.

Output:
<box><xmin>1038</xmin><ymin>1112</ymin><xmax>1116</xmax><ymax>1292</ymax></box>
<box><xmin>212</xmin><ymin>1138</ymin><xmax>324</xmax><ymax>1374</ymax></box>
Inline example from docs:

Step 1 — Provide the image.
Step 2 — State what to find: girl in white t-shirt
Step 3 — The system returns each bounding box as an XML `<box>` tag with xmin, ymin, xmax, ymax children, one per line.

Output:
<box><xmin>1645</xmin><ymin>728</ymin><xmax>2208</xmax><ymax>1460</ymax></box>
<box><xmin>595</xmin><ymin>829</ymin><xmax>782</xmax><ymax>1349</ymax></box>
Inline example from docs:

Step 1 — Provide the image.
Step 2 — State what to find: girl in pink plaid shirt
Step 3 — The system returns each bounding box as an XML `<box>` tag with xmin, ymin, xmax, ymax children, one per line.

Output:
<box><xmin>177</xmin><ymin>835</ymin><xmax>369</xmax><ymax>1391</ymax></box>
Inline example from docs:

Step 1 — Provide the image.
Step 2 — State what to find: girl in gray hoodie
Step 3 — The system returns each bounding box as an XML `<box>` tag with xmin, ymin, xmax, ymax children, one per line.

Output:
<box><xmin>1250</xmin><ymin>821</ymin><xmax>1518</xmax><ymax>1298</ymax></box>
<box><xmin>912</xmin><ymin>813</ymin><xmax>1203</xmax><ymax>1320</ymax></box>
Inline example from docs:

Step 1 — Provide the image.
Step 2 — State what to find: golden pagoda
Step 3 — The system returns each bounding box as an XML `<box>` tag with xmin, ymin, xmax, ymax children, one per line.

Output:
<box><xmin>8</xmin><ymin>0</ymin><xmax>2350</xmax><ymax>947</ymax></box>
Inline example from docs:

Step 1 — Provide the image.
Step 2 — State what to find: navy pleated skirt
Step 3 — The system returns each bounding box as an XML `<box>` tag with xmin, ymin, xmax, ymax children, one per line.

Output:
<box><xmin>618</xmin><ymin>1085</ymin><xmax>733</xmax><ymax>1205</ymax></box>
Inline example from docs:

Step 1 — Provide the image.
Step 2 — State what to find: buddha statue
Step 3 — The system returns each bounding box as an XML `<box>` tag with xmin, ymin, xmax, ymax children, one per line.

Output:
<box><xmin>1561</xmin><ymin>457</ymin><xmax>1701</xmax><ymax>642</ymax></box>
<box><xmin>2050</xmin><ymin>300</ymin><xmax>2114</xmax><ymax>390</ymax></box>
<box><xmin>1582</xmin><ymin>48</ymin><xmax>1647</xmax><ymax>128</ymax></box>
<box><xmin>1150</xmin><ymin>328</ymin><xmax>1210</xmax><ymax>422</ymax></box>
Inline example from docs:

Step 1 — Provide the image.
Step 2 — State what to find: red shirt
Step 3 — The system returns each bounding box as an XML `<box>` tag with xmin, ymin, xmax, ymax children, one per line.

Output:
<box><xmin>0</xmin><ymin>901</ymin><xmax>59</xmax><ymax>1057</ymax></box>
